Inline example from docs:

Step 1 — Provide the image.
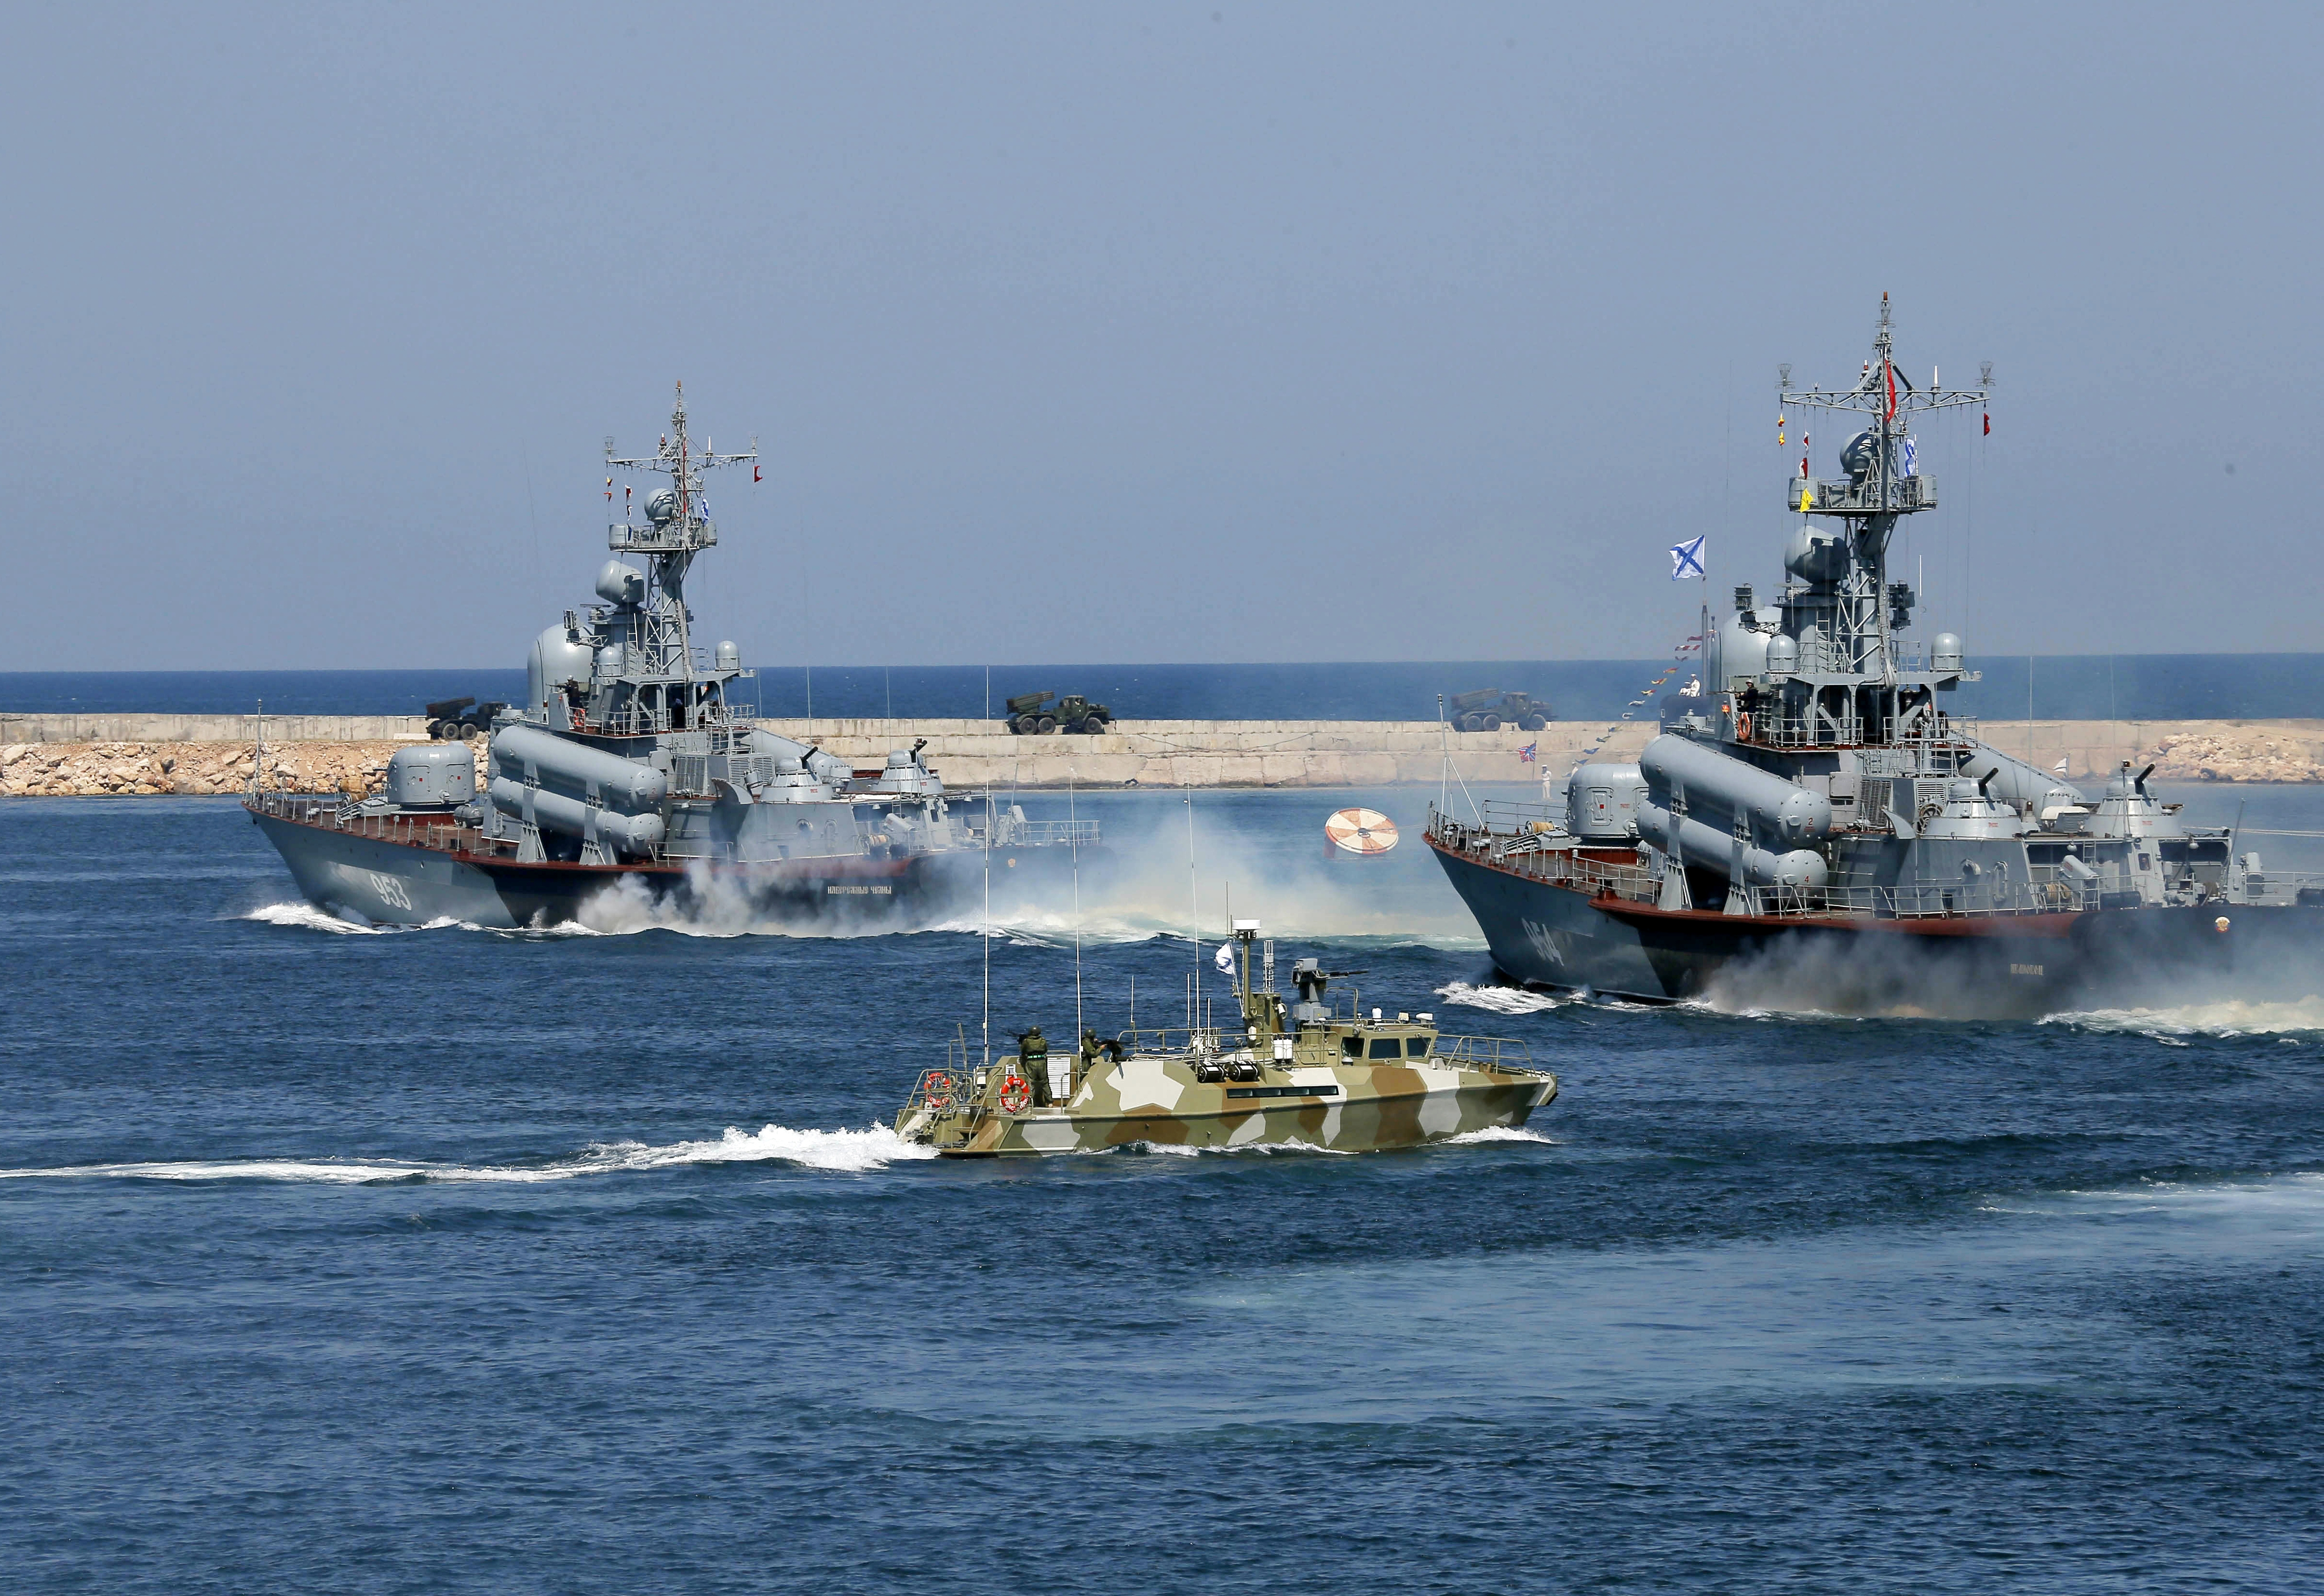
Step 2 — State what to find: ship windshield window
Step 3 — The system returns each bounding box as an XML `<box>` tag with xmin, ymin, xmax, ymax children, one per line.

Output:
<box><xmin>1405</xmin><ymin>1037</ymin><xmax>1430</xmax><ymax>1057</ymax></box>
<box><xmin>1367</xmin><ymin>1038</ymin><xmax>1403</xmax><ymax>1060</ymax></box>
<box><xmin>1341</xmin><ymin>1037</ymin><xmax>1363</xmax><ymax>1059</ymax></box>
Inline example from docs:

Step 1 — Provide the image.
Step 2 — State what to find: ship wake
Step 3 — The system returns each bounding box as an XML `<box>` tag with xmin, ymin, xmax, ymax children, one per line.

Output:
<box><xmin>0</xmin><ymin>1123</ymin><xmax>935</xmax><ymax>1184</ymax></box>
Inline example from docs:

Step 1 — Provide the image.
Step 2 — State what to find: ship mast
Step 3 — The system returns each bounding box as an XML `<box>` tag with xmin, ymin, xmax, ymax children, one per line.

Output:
<box><xmin>1772</xmin><ymin>295</ymin><xmax>1984</xmax><ymax>741</ymax></box>
<box><xmin>604</xmin><ymin>382</ymin><xmax>757</xmax><ymax>684</ymax></box>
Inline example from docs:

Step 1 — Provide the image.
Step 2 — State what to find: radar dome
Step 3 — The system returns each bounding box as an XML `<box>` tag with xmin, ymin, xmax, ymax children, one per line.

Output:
<box><xmin>1932</xmin><ymin>632</ymin><xmax>1964</xmax><ymax>671</ymax></box>
<box><xmin>714</xmin><ymin>640</ymin><xmax>740</xmax><ymax>670</ymax></box>
<box><xmin>645</xmin><ymin>487</ymin><xmax>679</xmax><ymax>526</ymax></box>
<box><xmin>1784</xmin><ymin>524</ymin><xmax>1848</xmax><ymax>583</ymax></box>
<box><xmin>595</xmin><ymin>560</ymin><xmax>646</xmax><ymax>606</ymax></box>
<box><xmin>1839</xmin><ymin>428</ymin><xmax>1879</xmax><ymax>481</ymax></box>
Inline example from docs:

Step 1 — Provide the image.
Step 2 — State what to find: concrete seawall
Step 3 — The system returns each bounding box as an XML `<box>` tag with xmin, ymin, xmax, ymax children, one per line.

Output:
<box><xmin>6</xmin><ymin>714</ymin><xmax>2324</xmax><ymax>796</ymax></box>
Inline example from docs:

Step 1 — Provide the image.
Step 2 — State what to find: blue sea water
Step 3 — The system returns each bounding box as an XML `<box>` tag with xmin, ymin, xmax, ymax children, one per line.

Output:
<box><xmin>4</xmin><ymin>784</ymin><xmax>2324</xmax><ymax>1592</ymax></box>
<box><xmin>6</xmin><ymin>653</ymin><xmax>2322</xmax><ymax>722</ymax></box>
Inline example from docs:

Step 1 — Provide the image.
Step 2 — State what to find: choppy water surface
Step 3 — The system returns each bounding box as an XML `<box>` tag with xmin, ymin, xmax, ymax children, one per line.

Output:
<box><xmin>3</xmin><ymin>789</ymin><xmax>2322</xmax><ymax>1593</ymax></box>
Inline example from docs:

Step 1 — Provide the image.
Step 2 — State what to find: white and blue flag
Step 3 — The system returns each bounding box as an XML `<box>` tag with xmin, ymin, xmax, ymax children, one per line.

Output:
<box><xmin>1899</xmin><ymin>437</ymin><xmax>1918</xmax><ymax>478</ymax></box>
<box><xmin>1669</xmin><ymin>535</ymin><xmax>1706</xmax><ymax>581</ymax></box>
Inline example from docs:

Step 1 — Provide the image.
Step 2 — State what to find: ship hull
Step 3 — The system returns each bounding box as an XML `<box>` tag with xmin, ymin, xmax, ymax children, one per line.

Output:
<box><xmin>922</xmin><ymin>1072</ymin><xmax>1557</xmax><ymax>1158</ymax></box>
<box><xmin>1431</xmin><ymin>836</ymin><xmax>2324</xmax><ymax>1017</ymax></box>
<box><xmin>250</xmin><ymin>807</ymin><xmax>1089</xmax><ymax>930</ymax></box>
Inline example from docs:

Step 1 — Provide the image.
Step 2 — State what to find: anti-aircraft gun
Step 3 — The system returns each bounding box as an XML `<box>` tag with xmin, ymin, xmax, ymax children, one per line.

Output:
<box><xmin>1002</xmin><ymin>690</ymin><xmax>1113</xmax><ymax>735</ymax></box>
<box><xmin>1447</xmin><ymin>689</ymin><xmax>1550</xmax><ymax>733</ymax></box>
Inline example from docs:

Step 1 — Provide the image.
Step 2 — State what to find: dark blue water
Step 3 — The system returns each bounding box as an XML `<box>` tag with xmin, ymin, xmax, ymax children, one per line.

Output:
<box><xmin>8</xmin><ymin>654</ymin><xmax>2322</xmax><ymax>722</ymax></box>
<box><xmin>5</xmin><ymin>789</ymin><xmax>2324</xmax><ymax>1592</ymax></box>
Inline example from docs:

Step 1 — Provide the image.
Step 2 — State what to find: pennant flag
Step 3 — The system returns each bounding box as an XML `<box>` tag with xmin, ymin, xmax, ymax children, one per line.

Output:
<box><xmin>1518</xmin><ymin>742</ymin><xmax>1537</xmax><ymax>764</ymax></box>
<box><xmin>1885</xmin><ymin>360</ymin><xmax>1898</xmax><ymax>422</ymax></box>
<box><xmin>1669</xmin><ymin>535</ymin><xmax>1706</xmax><ymax>580</ymax></box>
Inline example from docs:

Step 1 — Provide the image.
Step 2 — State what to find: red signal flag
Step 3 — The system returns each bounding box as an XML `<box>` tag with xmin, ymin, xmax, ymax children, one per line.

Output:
<box><xmin>754</xmin><ymin>464</ymin><xmax>762</xmax><ymax>483</ymax></box>
<box><xmin>1983</xmin><ymin>412</ymin><xmax>1991</xmax><ymax>436</ymax></box>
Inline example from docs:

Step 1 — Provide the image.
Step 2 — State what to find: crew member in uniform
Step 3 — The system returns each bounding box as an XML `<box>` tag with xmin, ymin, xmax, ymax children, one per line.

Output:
<box><xmin>1017</xmin><ymin>1026</ymin><xmax>1050</xmax><ymax>1106</ymax></box>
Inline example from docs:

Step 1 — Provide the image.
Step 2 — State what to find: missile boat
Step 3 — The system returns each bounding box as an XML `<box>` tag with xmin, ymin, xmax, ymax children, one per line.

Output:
<box><xmin>247</xmin><ymin>385</ymin><xmax>1095</xmax><ymax>929</ymax></box>
<box><xmin>894</xmin><ymin>921</ymin><xmax>1557</xmax><ymax>1156</ymax></box>
<box><xmin>1428</xmin><ymin>298</ymin><xmax>2324</xmax><ymax>1016</ymax></box>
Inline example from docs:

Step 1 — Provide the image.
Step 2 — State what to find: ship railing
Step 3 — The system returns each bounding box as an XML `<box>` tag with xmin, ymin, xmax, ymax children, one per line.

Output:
<box><xmin>1738</xmin><ymin>709</ymin><xmax>1981</xmax><ymax>754</ymax></box>
<box><xmin>1430</xmin><ymin>806</ymin><xmax>1659</xmax><ymax>901</ymax></box>
<box><xmin>1794</xmin><ymin>473</ymin><xmax>1937</xmax><ymax>514</ymax></box>
<box><xmin>1111</xmin><ymin>1028</ymin><xmax>1215</xmax><ymax>1059</ymax></box>
<box><xmin>249</xmin><ymin>790</ymin><xmax>484</xmax><ymax>853</ymax></box>
<box><xmin>965</xmin><ymin>818</ymin><xmax>1102</xmax><ymax>849</ymax></box>
<box><xmin>1431</xmin><ymin>1035</ymin><xmax>1540</xmax><ymax>1073</ymax></box>
<box><xmin>575</xmin><ymin>701</ymin><xmax>760</xmax><ymax>738</ymax></box>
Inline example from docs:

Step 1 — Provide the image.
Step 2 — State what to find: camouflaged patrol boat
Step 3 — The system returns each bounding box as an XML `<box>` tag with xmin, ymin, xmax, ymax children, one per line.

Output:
<box><xmin>894</xmin><ymin>921</ymin><xmax>1558</xmax><ymax>1156</ymax></box>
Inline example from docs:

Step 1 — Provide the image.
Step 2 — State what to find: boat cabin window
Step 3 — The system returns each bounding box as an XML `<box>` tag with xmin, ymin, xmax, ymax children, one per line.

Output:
<box><xmin>1366</xmin><ymin>1038</ymin><xmax>1403</xmax><ymax>1060</ymax></box>
<box><xmin>1405</xmin><ymin>1037</ymin><xmax>1430</xmax><ymax>1057</ymax></box>
<box><xmin>1341</xmin><ymin>1037</ymin><xmax>1363</xmax><ymax>1059</ymax></box>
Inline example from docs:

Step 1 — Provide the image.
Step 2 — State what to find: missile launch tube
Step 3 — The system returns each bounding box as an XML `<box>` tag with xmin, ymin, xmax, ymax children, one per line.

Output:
<box><xmin>491</xmin><ymin>723</ymin><xmax>668</xmax><ymax>811</ymax></box>
<box><xmin>1638</xmin><ymin>799</ymin><xmax>1829</xmax><ymax>890</ymax></box>
<box><xmin>1640</xmin><ymin>736</ymin><xmax>1833</xmax><ymax>845</ymax></box>
<box><xmin>486</xmin><ymin>777</ymin><xmax>666</xmax><ymax>854</ymax></box>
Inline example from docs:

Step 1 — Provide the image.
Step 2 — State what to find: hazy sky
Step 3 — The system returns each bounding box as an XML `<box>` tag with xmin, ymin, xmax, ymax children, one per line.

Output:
<box><xmin>6</xmin><ymin>3</ymin><xmax>2319</xmax><ymax>671</ymax></box>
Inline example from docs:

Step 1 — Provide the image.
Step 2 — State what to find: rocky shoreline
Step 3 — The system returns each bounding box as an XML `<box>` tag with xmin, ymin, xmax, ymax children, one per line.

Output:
<box><xmin>4</xmin><ymin>719</ymin><xmax>2323</xmax><ymax>798</ymax></box>
<box><xmin>0</xmin><ymin>739</ymin><xmax>459</xmax><ymax>798</ymax></box>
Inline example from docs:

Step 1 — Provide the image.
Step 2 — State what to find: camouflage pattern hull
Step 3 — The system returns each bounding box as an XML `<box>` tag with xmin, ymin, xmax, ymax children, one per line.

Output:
<box><xmin>900</xmin><ymin>1053</ymin><xmax>1557</xmax><ymax>1158</ymax></box>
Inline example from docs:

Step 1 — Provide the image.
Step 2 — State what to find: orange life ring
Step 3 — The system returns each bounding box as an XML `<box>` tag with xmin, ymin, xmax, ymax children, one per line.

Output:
<box><xmin>570</xmin><ymin>703</ymin><xmax>586</xmax><ymax>731</ymax></box>
<box><xmin>919</xmin><ymin>1070</ymin><xmax>957</xmax><ymax>1111</ymax></box>
<box><xmin>997</xmin><ymin>1073</ymin><xmax>1031</xmax><ymax>1113</ymax></box>
<box><xmin>1735</xmin><ymin>711</ymin><xmax>1753</xmax><ymax>742</ymax></box>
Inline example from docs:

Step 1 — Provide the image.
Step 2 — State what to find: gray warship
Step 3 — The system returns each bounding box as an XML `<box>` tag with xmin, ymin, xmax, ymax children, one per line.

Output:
<box><xmin>248</xmin><ymin>385</ymin><xmax>1094</xmax><ymax>928</ymax></box>
<box><xmin>1429</xmin><ymin>297</ymin><xmax>2324</xmax><ymax>1016</ymax></box>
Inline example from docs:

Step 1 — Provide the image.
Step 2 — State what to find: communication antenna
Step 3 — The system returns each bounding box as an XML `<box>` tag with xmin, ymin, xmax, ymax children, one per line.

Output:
<box><xmin>602</xmin><ymin>382</ymin><xmax>757</xmax><ymax>687</ymax></box>
<box><xmin>1069</xmin><ymin>764</ymin><xmax>1084</xmax><ymax>1042</ymax></box>
<box><xmin>981</xmin><ymin>782</ymin><xmax>992</xmax><ymax>1068</ymax></box>
<box><xmin>1184</xmin><ymin>781</ymin><xmax>1201</xmax><ymax>1030</ymax></box>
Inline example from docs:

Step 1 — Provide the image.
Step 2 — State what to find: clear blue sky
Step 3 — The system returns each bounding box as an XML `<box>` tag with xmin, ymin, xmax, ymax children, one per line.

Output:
<box><xmin>5</xmin><ymin>3</ymin><xmax>2317</xmax><ymax>670</ymax></box>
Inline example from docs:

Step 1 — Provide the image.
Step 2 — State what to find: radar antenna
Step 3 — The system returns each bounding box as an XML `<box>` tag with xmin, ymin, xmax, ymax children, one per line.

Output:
<box><xmin>1772</xmin><ymin>294</ymin><xmax>1986</xmax><ymax>687</ymax></box>
<box><xmin>602</xmin><ymin>382</ymin><xmax>759</xmax><ymax>684</ymax></box>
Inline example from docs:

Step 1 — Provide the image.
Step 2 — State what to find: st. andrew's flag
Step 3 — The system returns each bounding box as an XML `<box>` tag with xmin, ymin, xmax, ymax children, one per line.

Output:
<box><xmin>1669</xmin><ymin>535</ymin><xmax>1706</xmax><ymax>581</ymax></box>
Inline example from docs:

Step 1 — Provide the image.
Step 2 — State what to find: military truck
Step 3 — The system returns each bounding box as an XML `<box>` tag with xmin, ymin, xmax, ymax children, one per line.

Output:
<box><xmin>423</xmin><ymin>696</ymin><xmax>508</xmax><ymax>741</ymax></box>
<box><xmin>1003</xmin><ymin>690</ymin><xmax>1113</xmax><ymax>735</ymax></box>
<box><xmin>1447</xmin><ymin>689</ymin><xmax>1550</xmax><ymax>733</ymax></box>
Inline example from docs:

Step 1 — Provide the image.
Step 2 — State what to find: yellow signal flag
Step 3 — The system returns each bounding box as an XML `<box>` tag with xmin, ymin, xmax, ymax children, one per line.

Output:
<box><xmin>1798</xmin><ymin>481</ymin><xmax>1813</xmax><ymax>512</ymax></box>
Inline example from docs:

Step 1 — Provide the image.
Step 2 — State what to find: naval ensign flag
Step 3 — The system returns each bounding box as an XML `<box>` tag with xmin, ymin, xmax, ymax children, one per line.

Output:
<box><xmin>1669</xmin><ymin>535</ymin><xmax>1706</xmax><ymax>581</ymax></box>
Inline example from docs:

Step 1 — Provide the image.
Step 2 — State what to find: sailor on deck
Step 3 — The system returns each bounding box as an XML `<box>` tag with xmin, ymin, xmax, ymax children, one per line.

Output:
<box><xmin>1017</xmin><ymin>1027</ymin><xmax>1050</xmax><ymax>1105</ymax></box>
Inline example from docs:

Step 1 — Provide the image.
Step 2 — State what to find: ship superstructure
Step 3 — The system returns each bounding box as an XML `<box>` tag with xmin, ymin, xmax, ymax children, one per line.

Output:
<box><xmin>248</xmin><ymin>386</ymin><xmax>1093</xmax><ymax>928</ymax></box>
<box><xmin>1428</xmin><ymin>299</ymin><xmax>2322</xmax><ymax>1014</ymax></box>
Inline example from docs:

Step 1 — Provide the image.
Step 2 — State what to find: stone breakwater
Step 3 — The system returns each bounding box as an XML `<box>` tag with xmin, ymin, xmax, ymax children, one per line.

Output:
<box><xmin>3</xmin><ymin>718</ymin><xmax>2323</xmax><ymax>797</ymax></box>
<box><xmin>0</xmin><ymin>739</ymin><xmax>455</xmax><ymax>798</ymax></box>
